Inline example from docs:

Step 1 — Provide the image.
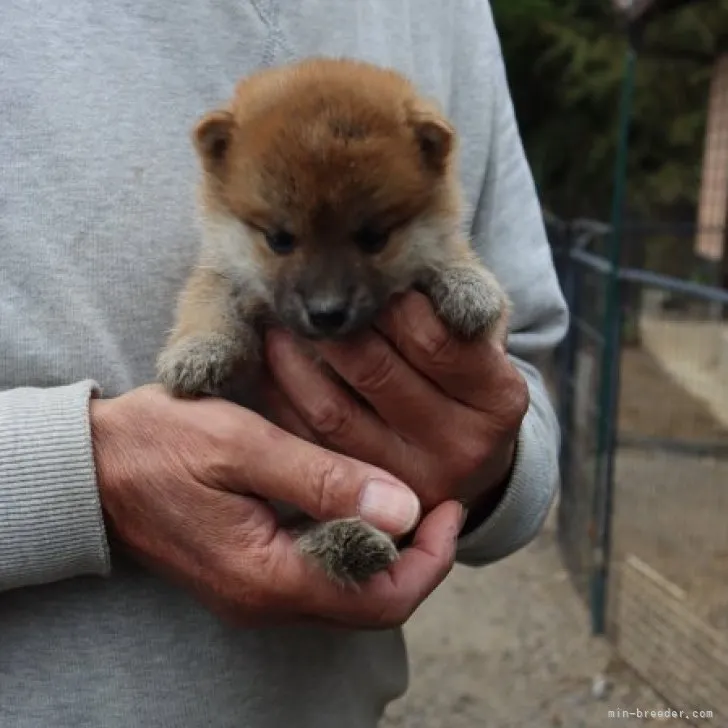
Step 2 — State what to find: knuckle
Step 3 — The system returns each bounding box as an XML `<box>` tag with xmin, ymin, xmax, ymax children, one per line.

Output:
<box><xmin>192</xmin><ymin>431</ymin><xmax>235</xmax><ymax>486</ymax></box>
<box><xmin>482</xmin><ymin>355</ymin><xmax>530</xmax><ymax>432</ymax></box>
<box><xmin>441</xmin><ymin>435</ymin><xmax>488</xmax><ymax>483</ymax></box>
<box><xmin>306</xmin><ymin>458</ymin><xmax>352</xmax><ymax>520</ymax></box>
<box><xmin>455</xmin><ymin>436</ymin><xmax>490</xmax><ymax>475</ymax></box>
<box><xmin>412</xmin><ymin>321</ymin><xmax>458</xmax><ymax>365</ymax></box>
<box><xmin>305</xmin><ymin>394</ymin><xmax>355</xmax><ymax>438</ymax></box>
<box><xmin>349</xmin><ymin>345</ymin><xmax>398</xmax><ymax>394</ymax></box>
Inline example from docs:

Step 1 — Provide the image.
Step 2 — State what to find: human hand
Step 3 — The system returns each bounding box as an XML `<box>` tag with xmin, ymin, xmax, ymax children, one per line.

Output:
<box><xmin>264</xmin><ymin>290</ymin><xmax>529</xmax><ymax>528</ymax></box>
<box><xmin>90</xmin><ymin>384</ymin><xmax>462</xmax><ymax>628</ymax></box>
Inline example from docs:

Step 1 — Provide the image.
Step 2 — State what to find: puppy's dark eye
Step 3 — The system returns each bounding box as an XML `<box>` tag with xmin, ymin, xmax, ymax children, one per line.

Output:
<box><xmin>265</xmin><ymin>229</ymin><xmax>296</xmax><ymax>255</ymax></box>
<box><xmin>354</xmin><ymin>225</ymin><xmax>389</xmax><ymax>254</ymax></box>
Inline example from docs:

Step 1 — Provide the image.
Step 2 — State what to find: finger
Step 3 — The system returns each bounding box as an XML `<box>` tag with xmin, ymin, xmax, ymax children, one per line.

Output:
<box><xmin>376</xmin><ymin>291</ymin><xmax>520</xmax><ymax>410</ymax></box>
<box><xmin>372</xmin><ymin>498</ymin><xmax>461</xmax><ymax>615</ymax></box>
<box><xmin>214</xmin><ymin>401</ymin><xmax>421</xmax><ymax>537</ymax></box>
<box><xmin>171</xmin><ymin>484</ymin><xmax>348</xmax><ymax>626</ymax></box>
<box><xmin>215</xmin><ymin>497</ymin><xmax>459</xmax><ymax>630</ymax></box>
<box><xmin>300</xmin><ymin>500</ymin><xmax>462</xmax><ymax>629</ymax></box>
<box><xmin>265</xmin><ymin>328</ymin><xmax>418</xmax><ymax>467</ymax></box>
<box><xmin>267</xmin><ymin>327</ymin><xmax>469</xmax><ymax>448</ymax></box>
<box><xmin>202</xmin><ymin>522</ymin><xmax>344</xmax><ymax>625</ymax></box>
<box><xmin>257</xmin><ymin>369</ymin><xmax>319</xmax><ymax>444</ymax></box>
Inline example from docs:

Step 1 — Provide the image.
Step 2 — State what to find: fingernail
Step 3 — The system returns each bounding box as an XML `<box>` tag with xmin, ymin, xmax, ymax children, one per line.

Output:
<box><xmin>359</xmin><ymin>480</ymin><xmax>421</xmax><ymax>535</ymax></box>
<box><xmin>459</xmin><ymin>504</ymin><xmax>469</xmax><ymax>530</ymax></box>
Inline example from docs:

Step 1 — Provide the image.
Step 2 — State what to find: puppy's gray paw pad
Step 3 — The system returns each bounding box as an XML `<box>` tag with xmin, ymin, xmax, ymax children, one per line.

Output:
<box><xmin>156</xmin><ymin>333</ymin><xmax>239</xmax><ymax>397</ymax></box>
<box><xmin>296</xmin><ymin>518</ymin><xmax>399</xmax><ymax>586</ymax></box>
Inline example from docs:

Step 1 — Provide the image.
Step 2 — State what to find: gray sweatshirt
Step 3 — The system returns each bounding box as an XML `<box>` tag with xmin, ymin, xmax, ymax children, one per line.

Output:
<box><xmin>0</xmin><ymin>1</ymin><xmax>568</xmax><ymax>726</ymax></box>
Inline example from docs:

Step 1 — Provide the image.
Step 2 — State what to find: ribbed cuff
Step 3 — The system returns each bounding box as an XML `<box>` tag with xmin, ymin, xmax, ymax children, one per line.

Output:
<box><xmin>456</xmin><ymin>404</ymin><xmax>558</xmax><ymax>566</ymax></box>
<box><xmin>0</xmin><ymin>381</ymin><xmax>111</xmax><ymax>592</ymax></box>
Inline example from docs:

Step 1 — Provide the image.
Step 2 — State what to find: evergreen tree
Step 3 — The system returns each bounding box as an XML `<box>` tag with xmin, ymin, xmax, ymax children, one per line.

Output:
<box><xmin>491</xmin><ymin>0</ymin><xmax>728</xmax><ymax>224</ymax></box>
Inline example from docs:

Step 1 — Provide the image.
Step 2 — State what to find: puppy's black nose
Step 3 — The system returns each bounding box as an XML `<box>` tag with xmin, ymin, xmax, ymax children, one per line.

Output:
<box><xmin>305</xmin><ymin>300</ymin><xmax>351</xmax><ymax>336</ymax></box>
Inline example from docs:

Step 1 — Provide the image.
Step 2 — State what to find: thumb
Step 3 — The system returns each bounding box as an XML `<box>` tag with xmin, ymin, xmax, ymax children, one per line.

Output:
<box><xmin>222</xmin><ymin>408</ymin><xmax>421</xmax><ymax>536</ymax></box>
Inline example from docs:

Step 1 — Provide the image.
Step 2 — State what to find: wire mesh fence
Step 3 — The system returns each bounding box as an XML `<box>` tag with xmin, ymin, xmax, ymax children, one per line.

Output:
<box><xmin>609</xmin><ymin>260</ymin><xmax>728</xmax><ymax>725</ymax></box>
<box><xmin>549</xmin><ymin>217</ymin><xmax>608</xmax><ymax>604</ymax></box>
<box><xmin>618</xmin><ymin>226</ymin><xmax>728</xmax><ymax>458</ymax></box>
<box><xmin>547</xmin><ymin>208</ymin><xmax>728</xmax><ymax>724</ymax></box>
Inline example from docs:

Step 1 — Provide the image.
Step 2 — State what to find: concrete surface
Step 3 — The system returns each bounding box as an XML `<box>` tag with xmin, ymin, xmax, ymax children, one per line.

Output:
<box><xmin>639</xmin><ymin>315</ymin><xmax>728</xmax><ymax>430</ymax></box>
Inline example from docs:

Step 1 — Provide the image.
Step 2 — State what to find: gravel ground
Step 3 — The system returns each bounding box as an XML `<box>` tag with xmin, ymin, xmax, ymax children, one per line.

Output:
<box><xmin>381</xmin><ymin>506</ymin><xmax>688</xmax><ymax>728</ymax></box>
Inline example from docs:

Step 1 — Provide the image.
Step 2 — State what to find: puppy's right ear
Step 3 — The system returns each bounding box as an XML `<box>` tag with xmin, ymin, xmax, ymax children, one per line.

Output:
<box><xmin>192</xmin><ymin>110</ymin><xmax>235</xmax><ymax>172</ymax></box>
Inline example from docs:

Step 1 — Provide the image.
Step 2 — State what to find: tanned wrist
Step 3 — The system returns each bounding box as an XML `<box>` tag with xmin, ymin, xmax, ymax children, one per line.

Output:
<box><xmin>89</xmin><ymin>397</ymin><xmax>128</xmax><ymax>531</ymax></box>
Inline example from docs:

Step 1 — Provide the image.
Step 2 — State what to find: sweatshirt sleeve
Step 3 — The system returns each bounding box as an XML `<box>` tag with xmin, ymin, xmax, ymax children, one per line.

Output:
<box><xmin>0</xmin><ymin>381</ymin><xmax>111</xmax><ymax>592</ymax></box>
<box><xmin>453</xmin><ymin>0</ymin><xmax>569</xmax><ymax>566</ymax></box>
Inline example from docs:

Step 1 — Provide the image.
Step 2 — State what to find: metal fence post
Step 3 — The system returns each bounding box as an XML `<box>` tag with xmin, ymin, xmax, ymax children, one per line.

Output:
<box><xmin>590</xmin><ymin>45</ymin><xmax>637</xmax><ymax>635</ymax></box>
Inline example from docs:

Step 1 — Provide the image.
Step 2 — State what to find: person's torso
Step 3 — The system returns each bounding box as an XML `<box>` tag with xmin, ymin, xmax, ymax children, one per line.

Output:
<box><xmin>0</xmin><ymin>2</ymin><xmax>493</xmax><ymax>725</ymax></box>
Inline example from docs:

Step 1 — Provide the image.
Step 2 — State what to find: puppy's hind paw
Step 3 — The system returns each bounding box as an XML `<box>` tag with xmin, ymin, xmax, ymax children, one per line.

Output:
<box><xmin>295</xmin><ymin>517</ymin><xmax>399</xmax><ymax>587</ymax></box>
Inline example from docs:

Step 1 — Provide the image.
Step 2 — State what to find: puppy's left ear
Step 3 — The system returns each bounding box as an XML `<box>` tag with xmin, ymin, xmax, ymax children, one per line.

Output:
<box><xmin>407</xmin><ymin>101</ymin><xmax>455</xmax><ymax>174</ymax></box>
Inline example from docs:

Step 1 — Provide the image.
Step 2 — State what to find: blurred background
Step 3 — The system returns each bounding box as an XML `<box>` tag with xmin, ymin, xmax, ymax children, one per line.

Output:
<box><xmin>384</xmin><ymin>1</ymin><xmax>728</xmax><ymax>726</ymax></box>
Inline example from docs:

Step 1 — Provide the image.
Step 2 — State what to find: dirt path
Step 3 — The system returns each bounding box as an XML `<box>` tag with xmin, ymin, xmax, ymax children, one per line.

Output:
<box><xmin>381</xmin><ymin>508</ymin><xmax>690</xmax><ymax>728</ymax></box>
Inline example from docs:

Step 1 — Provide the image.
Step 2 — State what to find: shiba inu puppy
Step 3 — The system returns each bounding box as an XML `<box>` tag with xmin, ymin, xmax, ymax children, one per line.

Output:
<box><xmin>157</xmin><ymin>57</ymin><xmax>509</xmax><ymax>586</ymax></box>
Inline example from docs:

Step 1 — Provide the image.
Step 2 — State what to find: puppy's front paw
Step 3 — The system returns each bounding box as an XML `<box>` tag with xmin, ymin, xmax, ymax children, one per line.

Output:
<box><xmin>156</xmin><ymin>333</ymin><xmax>242</xmax><ymax>397</ymax></box>
<box><xmin>428</xmin><ymin>266</ymin><xmax>508</xmax><ymax>341</ymax></box>
<box><xmin>295</xmin><ymin>517</ymin><xmax>399</xmax><ymax>587</ymax></box>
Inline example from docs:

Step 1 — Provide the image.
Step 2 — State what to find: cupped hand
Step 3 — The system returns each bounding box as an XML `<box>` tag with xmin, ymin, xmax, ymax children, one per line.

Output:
<box><xmin>264</xmin><ymin>291</ymin><xmax>529</xmax><ymax>525</ymax></box>
<box><xmin>90</xmin><ymin>384</ymin><xmax>461</xmax><ymax>628</ymax></box>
